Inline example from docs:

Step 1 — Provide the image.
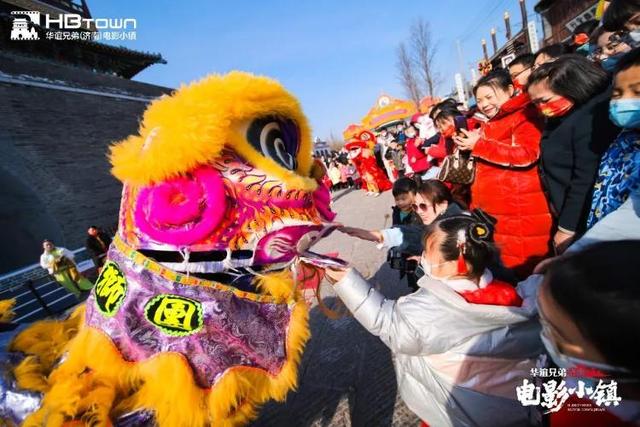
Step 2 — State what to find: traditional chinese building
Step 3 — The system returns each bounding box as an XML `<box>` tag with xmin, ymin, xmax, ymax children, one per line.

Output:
<box><xmin>0</xmin><ymin>0</ymin><xmax>170</xmax><ymax>273</ymax></box>
<box><xmin>535</xmin><ymin>0</ymin><xmax>599</xmax><ymax>45</ymax></box>
<box><xmin>313</xmin><ymin>137</ymin><xmax>331</xmax><ymax>157</ymax></box>
<box><xmin>480</xmin><ymin>0</ymin><xmax>537</xmax><ymax>73</ymax></box>
<box><xmin>361</xmin><ymin>94</ymin><xmax>418</xmax><ymax>131</ymax></box>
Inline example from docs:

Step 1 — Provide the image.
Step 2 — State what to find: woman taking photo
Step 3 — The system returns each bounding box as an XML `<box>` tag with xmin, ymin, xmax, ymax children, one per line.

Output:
<box><xmin>454</xmin><ymin>69</ymin><xmax>552</xmax><ymax>278</ymax></box>
<box><xmin>328</xmin><ymin>214</ymin><xmax>543</xmax><ymax>426</ymax></box>
<box><xmin>527</xmin><ymin>55</ymin><xmax>619</xmax><ymax>252</ymax></box>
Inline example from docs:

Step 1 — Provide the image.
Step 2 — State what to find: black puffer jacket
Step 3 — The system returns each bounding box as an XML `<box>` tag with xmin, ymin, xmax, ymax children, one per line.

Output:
<box><xmin>539</xmin><ymin>87</ymin><xmax>619</xmax><ymax>233</ymax></box>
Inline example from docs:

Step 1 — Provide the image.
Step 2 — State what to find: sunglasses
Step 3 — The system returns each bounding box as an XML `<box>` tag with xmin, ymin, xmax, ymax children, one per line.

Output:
<box><xmin>411</xmin><ymin>203</ymin><xmax>433</xmax><ymax>212</ymax></box>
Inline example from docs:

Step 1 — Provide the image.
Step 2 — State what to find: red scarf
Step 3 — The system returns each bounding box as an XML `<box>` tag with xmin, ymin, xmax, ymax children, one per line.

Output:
<box><xmin>458</xmin><ymin>280</ymin><xmax>523</xmax><ymax>307</ymax></box>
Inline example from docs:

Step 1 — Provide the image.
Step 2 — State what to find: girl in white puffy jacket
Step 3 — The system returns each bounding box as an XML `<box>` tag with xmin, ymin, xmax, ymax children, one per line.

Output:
<box><xmin>327</xmin><ymin>213</ymin><xmax>544</xmax><ymax>427</ymax></box>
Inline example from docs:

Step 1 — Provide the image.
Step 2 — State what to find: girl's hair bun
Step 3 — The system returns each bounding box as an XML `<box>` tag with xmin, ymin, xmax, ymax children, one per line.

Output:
<box><xmin>469</xmin><ymin>222</ymin><xmax>492</xmax><ymax>244</ymax></box>
<box><xmin>468</xmin><ymin>209</ymin><xmax>496</xmax><ymax>244</ymax></box>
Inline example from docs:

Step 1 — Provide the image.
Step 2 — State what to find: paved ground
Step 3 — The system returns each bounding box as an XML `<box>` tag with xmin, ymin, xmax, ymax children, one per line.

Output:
<box><xmin>253</xmin><ymin>188</ymin><xmax>420</xmax><ymax>427</ymax></box>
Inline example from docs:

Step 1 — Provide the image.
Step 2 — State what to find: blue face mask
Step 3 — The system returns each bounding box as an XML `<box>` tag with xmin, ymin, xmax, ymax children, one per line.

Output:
<box><xmin>601</xmin><ymin>54</ymin><xmax>624</xmax><ymax>73</ymax></box>
<box><xmin>623</xmin><ymin>29</ymin><xmax>640</xmax><ymax>49</ymax></box>
<box><xmin>610</xmin><ymin>98</ymin><xmax>640</xmax><ymax>129</ymax></box>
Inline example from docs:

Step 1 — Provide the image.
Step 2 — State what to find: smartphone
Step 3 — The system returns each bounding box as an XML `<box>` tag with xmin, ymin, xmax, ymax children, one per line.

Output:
<box><xmin>454</xmin><ymin>116</ymin><xmax>467</xmax><ymax>137</ymax></box>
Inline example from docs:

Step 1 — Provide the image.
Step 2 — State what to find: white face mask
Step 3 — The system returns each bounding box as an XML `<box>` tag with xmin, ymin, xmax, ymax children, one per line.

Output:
<box><xmin>419</xmin><ymin>256</ymin><xmax>451</xmax><ymax>281</ymax></box>
<box><xmin>540</xmin><ymin>328</ymin><xmax>629</xmax><ymax>374</ymax></box>
<box><xmin>624</xmin><ymin>29</ymin><xmax>640</xmax><ymax>48</ymax></box>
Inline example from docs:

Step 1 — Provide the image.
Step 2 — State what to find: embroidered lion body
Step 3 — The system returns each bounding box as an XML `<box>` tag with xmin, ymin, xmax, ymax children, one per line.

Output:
<box><xmin>6</xmin><ymin>72</ymin><xmax>336</xmax><ymax>427</ymax></box>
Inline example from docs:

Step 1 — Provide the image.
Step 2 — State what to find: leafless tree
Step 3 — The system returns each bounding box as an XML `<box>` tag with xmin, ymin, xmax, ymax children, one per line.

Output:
<box><xmin>327</xmin><ymin>132</ymin><xmax>345</xmax><ymax>152</ymax></box>
<box><xmin>411</xmin><ymin>19</ymin><xmax>441</xmax><ymax>98</ymax></box>
<box><xmin>396</xmin><ymin>42</ymin><xmax>423</xmax><ymax>108</ymax></box>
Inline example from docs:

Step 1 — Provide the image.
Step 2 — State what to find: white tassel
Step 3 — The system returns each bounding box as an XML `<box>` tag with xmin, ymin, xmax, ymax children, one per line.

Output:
<box><xmin>290</xmin><ymin>258</ymin><xmax>300</xmax><ymax>293</ymax></box>
<box><xmin>179</xmin><ymin>247</ymin><xmax>191</xmax><ymax>279</ymax></box>
<box><xmin>222</xmin><ymin>248</ymin><xmax>234</xmax><ymax>271</ymax></box>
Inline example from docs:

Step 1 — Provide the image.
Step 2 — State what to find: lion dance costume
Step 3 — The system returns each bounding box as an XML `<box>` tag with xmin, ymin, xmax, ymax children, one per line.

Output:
<box><xmin>344</xmin><ymin>130</ymin><xmax>391</xmax><ymax>194</ymax></box>
<box><xmin>2</xmin><ymin>72</ymin><xmax>339</xmax><ymax>426</ymax></box>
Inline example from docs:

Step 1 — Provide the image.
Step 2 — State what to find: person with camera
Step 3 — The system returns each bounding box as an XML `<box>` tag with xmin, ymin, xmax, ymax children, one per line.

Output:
<box><xmin>342</xmin><ymin>179</ymin><xmax>467</xmax><ymax>279</ymax></box>
<box><xmin>326</xmin><ymin>212</ymin><xmax>543</xmax><ymax>426</ymax></box>
<box><xmin>387</xmin><ymin>177</ymin><xmax>423</xmax><ymax>291</ymax></box>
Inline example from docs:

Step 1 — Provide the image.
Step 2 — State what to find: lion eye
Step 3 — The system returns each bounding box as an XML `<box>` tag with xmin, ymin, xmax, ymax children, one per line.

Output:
<box><xmin>246</xmin><ymin>116</ymin><xmax>300</xmax><ymax>170</ymax></box>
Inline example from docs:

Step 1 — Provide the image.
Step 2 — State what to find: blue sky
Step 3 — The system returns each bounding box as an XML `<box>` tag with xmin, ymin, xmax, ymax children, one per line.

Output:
<box><xmin>90</xmin><ymin>0</ymin><xmax>539</xmax><ymax>140</ymax></box>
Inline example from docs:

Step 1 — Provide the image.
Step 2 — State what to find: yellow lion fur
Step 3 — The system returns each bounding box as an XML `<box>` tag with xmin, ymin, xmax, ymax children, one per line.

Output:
<box><xmin>10</xmin><ymin>306</ymin><xmax>85</xmax><ymax>394</ymax></box>
<box><xmin>10</xmin><ymin>71</ymin><xmax>317</xmax><ymax>426</ymax></box>
<box><xmin>110</xmin><ymin>71</ymin><xmax>316</xmax><ymax>191</ymax></box>
<box><xmin>0</xmin><ymin>298</ymin><xmax>16</xmax><ymax>323</ymax></box>
<box><xmin>254</xmin><ymin>269</ymin><xmax>299</xmax><ymax>303</ymax></box>
<box><xmin>12</xmin><ymin>273</ymin><xmax>309</xmax><ymax>427</ymax></box>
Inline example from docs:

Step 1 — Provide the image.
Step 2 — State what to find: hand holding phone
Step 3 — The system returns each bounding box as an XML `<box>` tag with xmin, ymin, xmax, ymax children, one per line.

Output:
<box><xmin>453</xmin><ymin>128</ymin><xmax>480</xmax><ymax>151</ymax></box>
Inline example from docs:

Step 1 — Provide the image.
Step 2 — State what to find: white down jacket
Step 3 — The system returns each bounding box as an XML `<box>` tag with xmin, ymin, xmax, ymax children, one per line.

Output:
<box><xmin>333</xmin><ymin>268</ymin><xmax>544</xmax><ymax>427</ymax></box>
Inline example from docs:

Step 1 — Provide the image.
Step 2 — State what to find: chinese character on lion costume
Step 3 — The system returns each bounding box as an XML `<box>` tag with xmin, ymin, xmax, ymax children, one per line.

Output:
<box><xmin>344</xmin><ymin>131</ymin><xmax>391</xmax><ymax>194</ymax></box>
<box><xmin>1</xmin><ymin>72</ymin><xmax>342</xmax><ymax>426</ymax></box>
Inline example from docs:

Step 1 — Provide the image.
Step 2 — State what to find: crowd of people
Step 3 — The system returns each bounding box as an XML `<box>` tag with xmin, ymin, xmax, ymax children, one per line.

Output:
<box><xmin>331</xmin><ymin>5</ymin><xmax>640</xmax><ymax>279</ymax></box>
<box><xmin>315</xmin><ymin>118</ymin><xmax>443</xmax><ymax>195</ymax></box>
<box><xmin>21</xmin><ymin>1</ymin><xmax>640</xmax><ymax>425</ymax></box>
<box><xmin>324</xmin><ymin>1</ymin><xmax>640</xmax><ymax>426</ymax></box>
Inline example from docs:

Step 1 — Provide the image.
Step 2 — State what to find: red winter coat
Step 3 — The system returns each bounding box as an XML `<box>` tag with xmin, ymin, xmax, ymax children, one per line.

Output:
<box><xmin>406</xmin><ymin>137</ymin><xmax>430</xmax><ymax>173</ymax></box>
<box><xmin>470</xmin><ymin>93</ymin><xmax>552</xmax><ymax>277</ymax></box>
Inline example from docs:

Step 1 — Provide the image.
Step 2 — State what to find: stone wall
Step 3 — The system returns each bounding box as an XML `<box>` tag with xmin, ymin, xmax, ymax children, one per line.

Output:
<box><xmin>0</xmin><ymin>51</ymin><xmax>171</xmax><ymax>273</ymax></box>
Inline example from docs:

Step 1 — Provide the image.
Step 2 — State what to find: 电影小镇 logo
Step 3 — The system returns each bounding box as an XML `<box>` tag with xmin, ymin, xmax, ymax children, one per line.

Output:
<box><xmin>9</xmin><ymin>11</ymin><xmax>137</xmax><ymax>42</ymax></box>
<box><xmin>516</xmin><ymin>366</ymin><xmax>623</xmax><ymax>413</ymax></box>
<box><xmin>10</xmin><ymin>11</ymin><xmax>40</xmax><ymax>41</ymax></box>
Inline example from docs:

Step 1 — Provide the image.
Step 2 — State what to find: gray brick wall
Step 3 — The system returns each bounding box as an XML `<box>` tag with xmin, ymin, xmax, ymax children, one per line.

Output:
<box><xmin>0</xmin><ymin>52</ymin><xmax>171</xmax><ymax>273</ymax></box>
